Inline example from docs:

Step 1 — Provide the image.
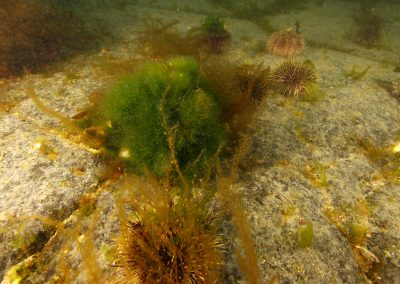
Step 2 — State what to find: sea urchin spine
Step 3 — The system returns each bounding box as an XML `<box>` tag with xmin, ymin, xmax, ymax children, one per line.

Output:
<box><xmin>271</xmin><ymin>60</ymin><xmax>317</xmax><ymax>97</ymax></box>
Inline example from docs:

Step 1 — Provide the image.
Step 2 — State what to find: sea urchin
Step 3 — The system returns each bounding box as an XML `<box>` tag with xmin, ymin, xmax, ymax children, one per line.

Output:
<box><xmin>116</xmin><ymin>190</ymin><xmax>223</xmax><ymax>284</ymax></box>
<box><xmin>271</xmin><ymin>60</ymin><xmax>317</xmax><ymax>97</ymax></box>
<box><xmin>201</xmin><ymin>16</ymin><xmax>231</xmax><ymax>54</ymax></box>
<box><xmin>267</xmin><ymin>29</ymin><xmax>304</xmax><ymax>58</ymax></box>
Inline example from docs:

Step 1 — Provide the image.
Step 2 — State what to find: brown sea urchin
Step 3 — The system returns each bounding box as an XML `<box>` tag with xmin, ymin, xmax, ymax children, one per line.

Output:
<box><xmin>116</xmin><ymin>189</ymin><xmax>223</xmax><ymax>284</ymax></box>
<box><xmin>267</xmin><ymin>29</ymin><xmax>304</xmax><ymax>58</ymax></box>
<box><xmin>201</xmin><ymin>16</ymin><xmax>231</xmax><ymax>54</ymax></box>
<box><xmin>272</xmin><ymin>60</ymin><xmax>317</xmax><ymax>97</ymax></box>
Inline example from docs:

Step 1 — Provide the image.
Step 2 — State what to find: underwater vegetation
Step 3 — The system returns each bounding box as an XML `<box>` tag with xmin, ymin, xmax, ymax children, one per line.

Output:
<box><xmin>98</xmin><ymin>57</ymin><xmax>225</xmax><ymax>178</ymax></box>
<box><xmin>233</xmin><ymin>64</ymin><xmax>271</xmax><ymax>104</ymax></box>
<box><xmin>137</xmin><ymin>16</ymin><xmax>231</xmax><ymax>60</ymax></box>
<box><xmin>116</xmin><ymin>180</ymin><xmax>223</xmax><ymax>283</ymax></box>
<box><xmin>201</xmin><ymin>58</ymin><xmax>271</xmax><ymax>139</ymax></box>
<box><xmin>297</xmin><ymin>221</ymin><xmax>314</xmax><ymax>248</ymax></box>
<box><xmin>4</xmin><ymin>0</ymin><xmax>400</xmax><ymax>282</ymax></box>
<box><xmin>64</xmin><ymin>55</ymin><xmax>266</xmax><ymax>282</ymax></box>
<box><xmin>343</xmin><ymin>65</ymin><xmax>370</xmax><ymax>81</ymax></box>
<box><xmin>14</xmin><ymin>4</ymin><xmax>330</xmax><ymax>281</ymax></box>
<box><xmin>0</xmin><ymin>0</ymin><xmax>108</xmax><ymax>77</ymax></box>
<box><xmin>137</xmin><ymin>19</ymin><xmax>201</xmax><ymax>60</ymax></box>
<box><xmin>347</xmin><ymin>222</ymin><xmax>369</xmax><ymax>245</ymax></box>
<box><xmin>201</xmin><ymin>16</ymin><xmax>231</xmax><ymax>54</ymax></box>
<box><xmin>353</xmin><ymin>12</ymin><xmax>383</xmax><ymax>48</ymax></box>
<box><xmin>267</xmin><ymin>29</ymin><xmax>305</xmax><ymax>58</ymax></box>
<box><xmin>271</xmin><ymin>60</ymin><xmax>317</xmax><ymax>97</ymax></box>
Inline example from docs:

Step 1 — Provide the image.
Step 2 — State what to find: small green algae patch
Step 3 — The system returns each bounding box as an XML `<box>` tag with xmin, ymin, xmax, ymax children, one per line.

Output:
<box><xmin>324</xmin><ymin>198</ymin><xmax>372</xmax><ymax>247</ymax></box>
<box><xmin>99</xmin><ymin>57</ymin><xmax>225</xmax><ymax>177</ymax></box>
<box><xmin>348</xmin><ymin>222</ymin><xmax>369</xmax><ymax>245</ymax></box>
<box><xmin>202</xmin><ymin>16</ymin><xmax>227</xmax><ymax>36</ymax></box>
<box><xmin>297</xmin><ymin>221</ymin><xmax>314</xmax><ymax>248</ymax></box>
<box><xmin>343</xmin><ymin>65</ymin><xmax>370</xmax><ymax>81</ymax></box>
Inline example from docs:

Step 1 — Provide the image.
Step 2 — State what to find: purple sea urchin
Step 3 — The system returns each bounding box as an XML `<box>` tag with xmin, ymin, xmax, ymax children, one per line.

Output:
<box><xmin>272</xmin><ymin>60</ymin><xmax>317</xmax><ymax>97</ymax></box>
<box><xmin>267</xmin><ymin>29</ymin><xmax>304</xmax><ymax>58</ymax></box>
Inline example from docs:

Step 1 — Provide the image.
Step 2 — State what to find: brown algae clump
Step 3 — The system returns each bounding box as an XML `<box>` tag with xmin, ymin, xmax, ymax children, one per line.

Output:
<box><xmin>271</xmin><ymin>60</ymin><xmax>317</xmax><ymax>97</ymax></box>
<box><xmin>116</xmin><ymin>182</ymin><xmax>223</xmax><ymax>283</ymax></box>
<box><xmin>267</xmin><ymin>29</ymin><xmax>304</xmax><ymax>58</ymax></box>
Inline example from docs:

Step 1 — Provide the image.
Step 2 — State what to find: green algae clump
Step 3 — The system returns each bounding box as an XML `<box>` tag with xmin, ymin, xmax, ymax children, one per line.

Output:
<box><xmin>100</xmin><ymin>57</ymin><xmax>225</xmax><ymax>177</ymax></box>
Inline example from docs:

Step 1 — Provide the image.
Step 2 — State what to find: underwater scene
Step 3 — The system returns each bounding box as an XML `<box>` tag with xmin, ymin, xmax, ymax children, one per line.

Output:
<box><xmin>0</xmin><ymin>0</ymin><xmax>400</xmax><ymax>283</ymax></box>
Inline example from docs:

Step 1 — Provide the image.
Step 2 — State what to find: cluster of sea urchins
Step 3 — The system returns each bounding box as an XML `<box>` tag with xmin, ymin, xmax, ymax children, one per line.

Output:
<box><xmin>267</xmin><ymin>29</ymin><xmax>304</xmax><ymax>58</ymax></box>
<box><xmin>272</xmin><ymin>61</ymin><xmax>317</xmax><ymax>97</ymax></box>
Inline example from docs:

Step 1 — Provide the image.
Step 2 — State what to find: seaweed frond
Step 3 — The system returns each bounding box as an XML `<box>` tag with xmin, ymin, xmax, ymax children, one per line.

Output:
<box><xmin>343</xmin><ymin>65</ymin><xmax>370</xmax><ymax>81</ymax></box>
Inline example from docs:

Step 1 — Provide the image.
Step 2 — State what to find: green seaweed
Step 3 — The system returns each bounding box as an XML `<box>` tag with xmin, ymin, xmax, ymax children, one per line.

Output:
<box><xmin>99</xmin><ymin>57</ymin><xmax>226</xmax><ymax>177</ymax></box>
<box><xmin>202</xmin><ymin>16</ymin><xmax>226</xmax><ymax>36</ymax></box>
<box><xmin>343</xmin><ymin>65</ymin><xmax>370</xmax><ymax>80</ymax></box>
<box><xmin>297</xmin><ymin>221</ymin><xmax>314</xmax><ymax>248</ymax></box>
<box><xmin>348</xmin><ymin>222</ymin><xmax>369</xmax><ymax>245</ymax></box>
